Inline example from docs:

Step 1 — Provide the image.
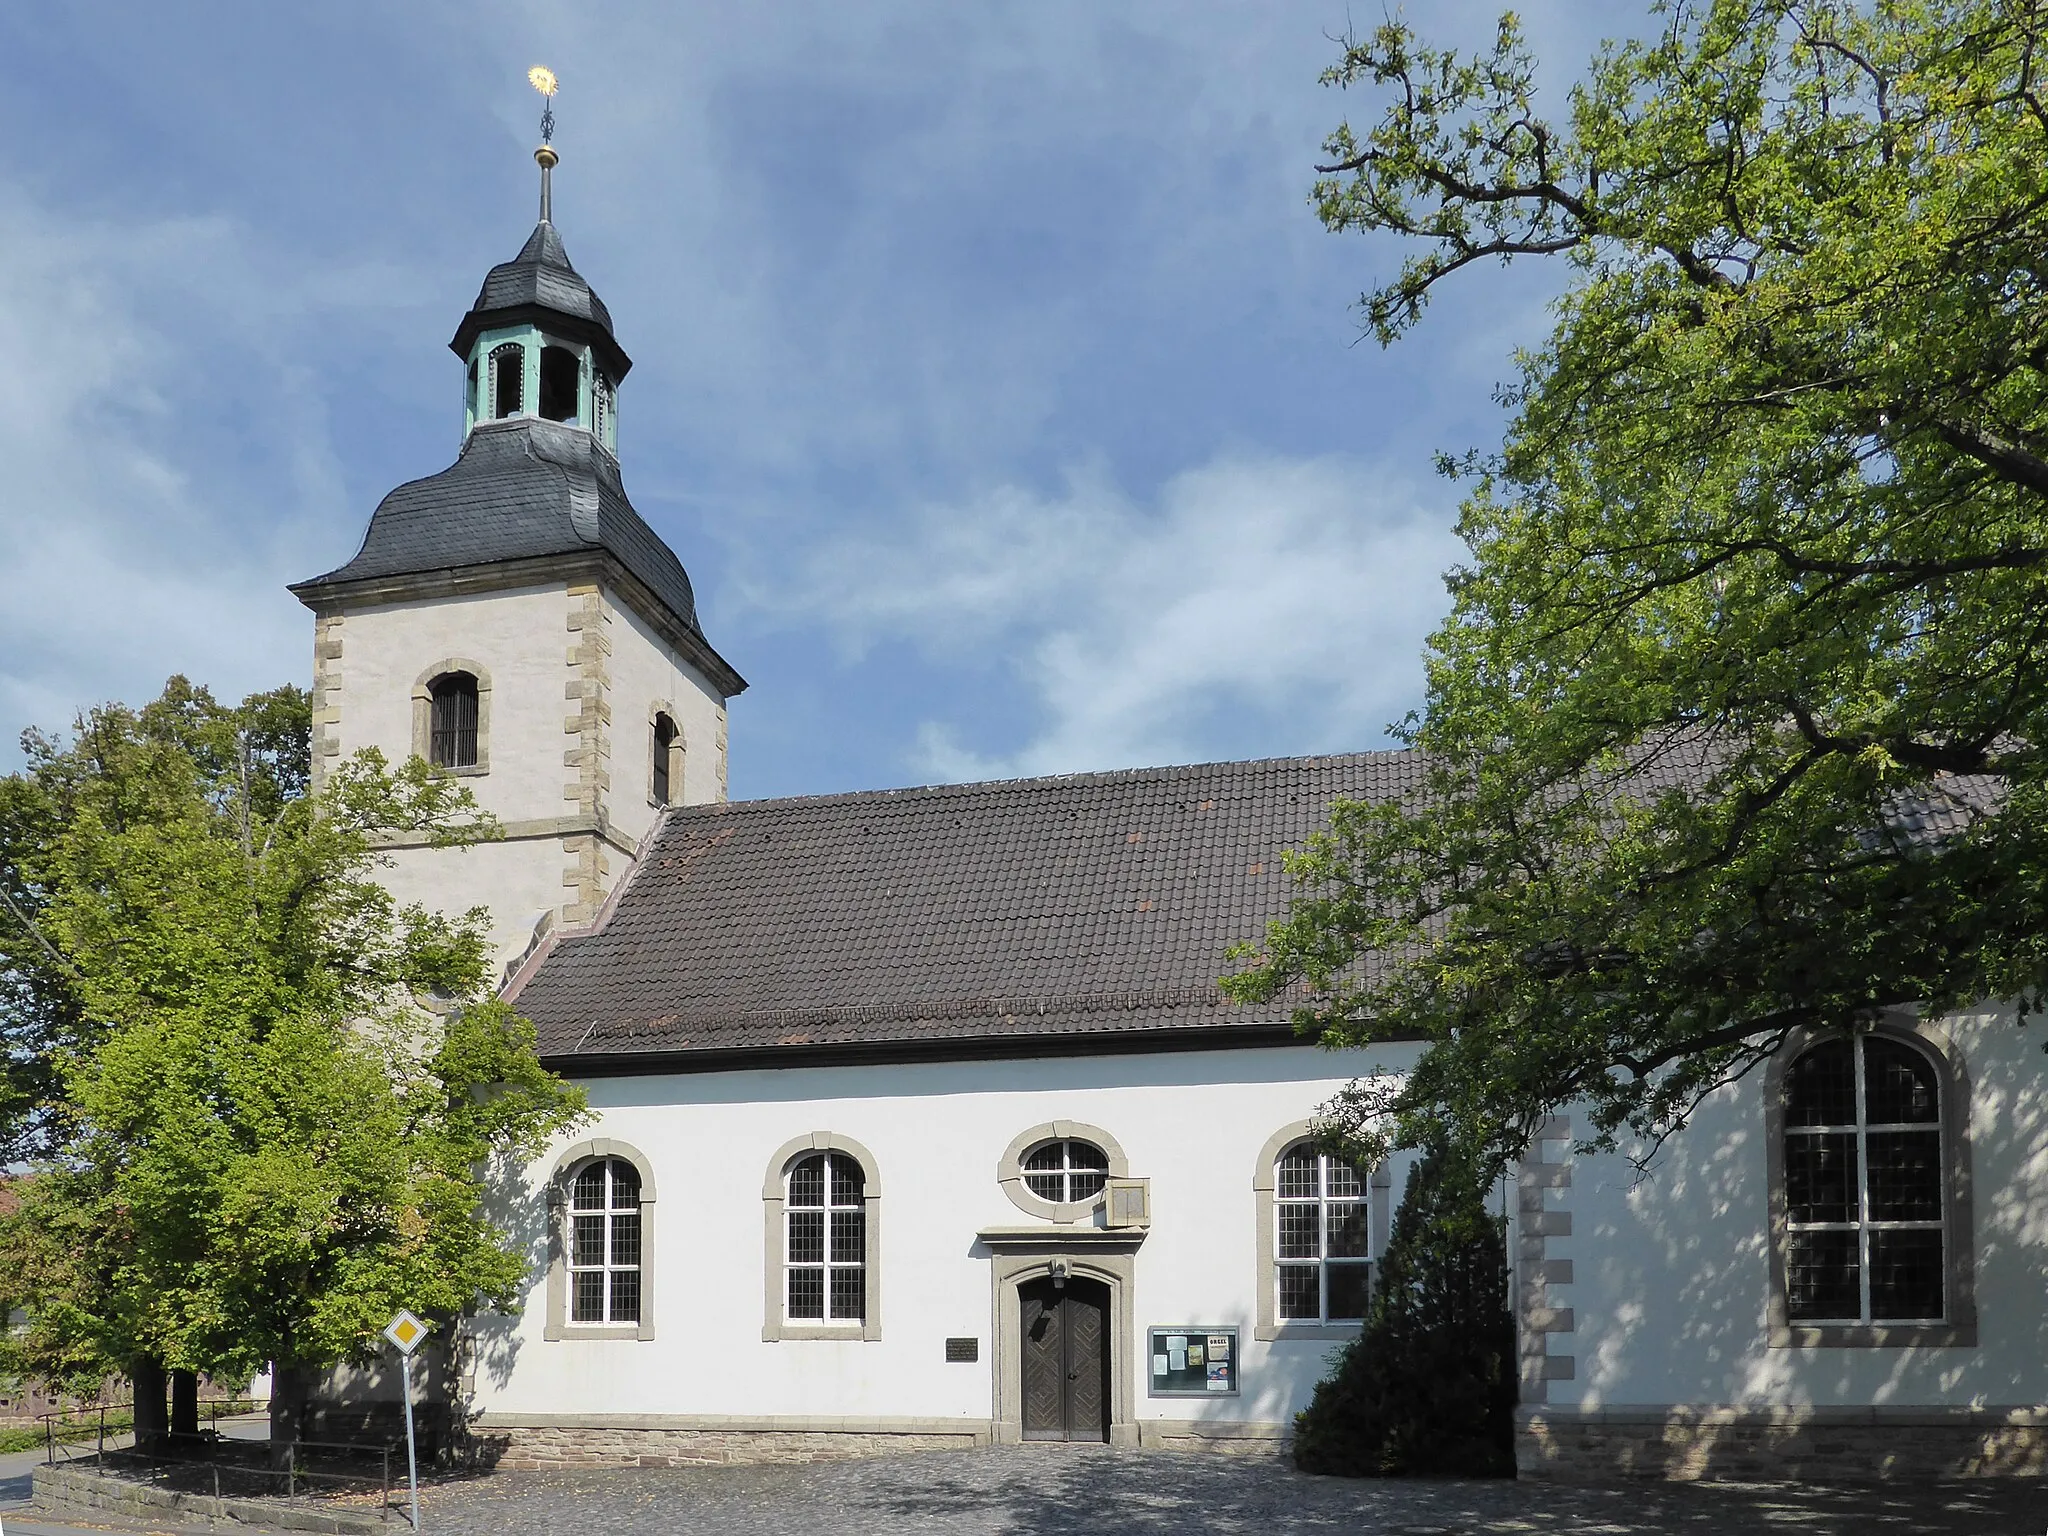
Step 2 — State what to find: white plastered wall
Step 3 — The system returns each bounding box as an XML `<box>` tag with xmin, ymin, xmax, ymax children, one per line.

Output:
<box><xmin>1530</xmin><ymin>1003</ymin><xmax>2048</xmax><ymax>1410</ymax></box>
<box><xmin>464</xmin><ymin>1043</ymin><xmax>1424</xmax><ymax>1429</ymax></box>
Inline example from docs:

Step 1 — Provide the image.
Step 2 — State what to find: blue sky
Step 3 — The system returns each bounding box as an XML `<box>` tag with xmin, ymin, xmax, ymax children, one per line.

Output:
<box><xmin>0</xmin><ymin>2</ymin><xmax>1644</xmax><ymax>799</ymax></box>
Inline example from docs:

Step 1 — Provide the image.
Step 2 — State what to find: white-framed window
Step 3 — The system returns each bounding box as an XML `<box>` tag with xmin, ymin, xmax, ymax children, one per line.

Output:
<box><xmin>1783</xmin><ymin>1035</ymin><xmax>1945</xmax><ymax>1324</ymax></box>
<box><xmin>489</xmin><ymin>341</ymin><xmax>525</xmax><ymax>419</ymax></box>
<box><xmin>1021</xmin><ymin>1139</ymin><xmax>1109</xmax><ymax>1205</ymax></box>
<box><xmin>569</xmin><ymin>1157</ymin><xmax>642</xmax><ymax>1325</ymax></box>
<box><xmin>1275</xmin><ymin>1144</ymin><xmax>1370</xmax><ymax>1324</ymax></box>
<box><xmin>785</xmin><ymin>1152</ymin><xmax>865</xmax><ymax>1324</ymax></box>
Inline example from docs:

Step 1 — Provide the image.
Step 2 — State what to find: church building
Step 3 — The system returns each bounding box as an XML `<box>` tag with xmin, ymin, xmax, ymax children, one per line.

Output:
<box><xmin>289</xmin><ymin>143</ymin><xmax>2048</xmax><ymax>1478</ymax></box>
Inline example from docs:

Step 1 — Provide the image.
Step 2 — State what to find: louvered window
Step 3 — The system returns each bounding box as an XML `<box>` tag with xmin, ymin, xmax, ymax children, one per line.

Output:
<box><xmin>786</xmin><ymin>1152</ymin><xmax>865</xmax><ymax>1323</ymax></box>
<box><xmin>570</xmin><ymin>1158</ymin><xmax>642</xmax><ymax>1325</ymax></box>
<box><xmin>428</xmin><ymin>673</ymin><xmax>479</xmax><ymax>768</ymax></box>
<box><xmin>1022</xmin><ymin>1139</ymin><xmax>1109</xmax><ymax>1204</ymax></box>
<box><xmin>1784</xmin><ymin>1036</ymin><xmax>1945</xmax><ymax>1323</ymax></box>
<box><xmin>1275</xmin><ymin>1145</ymin><xmax>1370</xmax><ymax>1323</ymax></box>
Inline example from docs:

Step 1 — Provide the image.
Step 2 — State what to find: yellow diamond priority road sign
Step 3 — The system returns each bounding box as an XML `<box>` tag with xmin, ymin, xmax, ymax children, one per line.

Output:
<box><xmin>383</xmin><ymin>1310</ymin><xmax>430</xmax><ymax>1355</ymax></box>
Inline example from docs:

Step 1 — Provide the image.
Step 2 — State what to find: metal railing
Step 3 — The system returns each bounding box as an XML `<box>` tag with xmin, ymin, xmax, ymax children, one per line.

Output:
<box><xmin>37</xmin><ymin>1397</ymin><xmax>401</xmax><ymax>1522</ymax></box>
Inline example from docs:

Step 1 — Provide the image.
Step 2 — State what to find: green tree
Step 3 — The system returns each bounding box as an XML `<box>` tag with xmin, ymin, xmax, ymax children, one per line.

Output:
<box><xmin>1292</xmin><ymin>1142</ymin><xmax>1515</xmax><ymax>1477</ymax></box>
<box><xmin>0</xmin><ymin>679</ymin><xmax>586</xmax><ymax>1447</ymax></box>
<box><xmin>1228</xmin><ymin>0</ymin><xmax>2048</xmax><ymax>1176</ymax></box>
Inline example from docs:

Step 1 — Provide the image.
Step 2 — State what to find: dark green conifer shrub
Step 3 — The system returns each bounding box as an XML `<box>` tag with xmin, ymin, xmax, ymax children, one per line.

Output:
<box><xmin>1292</xmin><ymin>1140</ymin><xmax>1517</xmax><ymax>1477</ymax></box>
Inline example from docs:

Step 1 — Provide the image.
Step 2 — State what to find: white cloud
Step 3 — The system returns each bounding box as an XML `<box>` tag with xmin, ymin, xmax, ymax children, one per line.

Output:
<box><xmin>757</xmin><ymin>454</ymin><xmax>1461</xmax><ymax>779</ymax></box>
<box><xmin>0</xmin><ymin>185</ymin><xmax>400</xmax><ymax>760</ymax></box>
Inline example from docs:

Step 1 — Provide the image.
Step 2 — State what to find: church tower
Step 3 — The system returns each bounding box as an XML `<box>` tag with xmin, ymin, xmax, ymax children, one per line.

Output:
<box><xmin>291</xmin><ymin>127</ymin><xmax>745</xmax><ymax>980</ymax></box>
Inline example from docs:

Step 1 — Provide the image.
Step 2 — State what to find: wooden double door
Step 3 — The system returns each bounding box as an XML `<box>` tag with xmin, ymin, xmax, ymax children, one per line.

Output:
<box><xmin>1019</xmin><ymin>1275</ymin><xmax>1110</xmax><ymax>1442</ymax></box>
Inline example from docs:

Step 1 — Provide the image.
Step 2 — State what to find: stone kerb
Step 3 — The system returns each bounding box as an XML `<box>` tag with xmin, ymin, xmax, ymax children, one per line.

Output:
<box><xmin>32</xmin><ymin>1460</ymin><xmax>389</xmax><ymax>1534</ymax></box>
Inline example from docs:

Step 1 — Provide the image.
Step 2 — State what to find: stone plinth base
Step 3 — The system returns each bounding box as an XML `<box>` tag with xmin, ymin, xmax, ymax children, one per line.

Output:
<box><xmin>1518</xmin><ymin>1405</ymin><xmax>2048</xmax><ymax>1481</ymax></box>
<box><xmin>1136</xmin><ymin>1420</ymin><xmax>1290</xmax><ymax>1456</ymax></box>
<box><xmin>467</xmin><ymin>1414</ymin><xmax>992</xmax><ymax>1468</ymax></box>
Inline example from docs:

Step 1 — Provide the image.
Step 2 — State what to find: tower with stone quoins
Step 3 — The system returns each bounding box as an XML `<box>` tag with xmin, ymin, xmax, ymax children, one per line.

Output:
<box><xmin>291</xmin><ymin>173</ymin><xmax>745</xmax><ymax>981</ymax></box>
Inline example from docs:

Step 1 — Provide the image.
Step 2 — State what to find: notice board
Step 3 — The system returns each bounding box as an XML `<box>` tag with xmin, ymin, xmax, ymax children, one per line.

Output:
<box><xmin>1147</xmin><ymin>1325</ymin><xmax>1238</xmax><ymax>1396</ymax></box>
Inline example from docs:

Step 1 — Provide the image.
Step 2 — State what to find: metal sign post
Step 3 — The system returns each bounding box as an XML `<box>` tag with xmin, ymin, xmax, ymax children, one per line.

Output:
<box><xmin>383</xmin><ymin>1310</ymin><xmax>430</xmax><ymax>1532</ymax></box>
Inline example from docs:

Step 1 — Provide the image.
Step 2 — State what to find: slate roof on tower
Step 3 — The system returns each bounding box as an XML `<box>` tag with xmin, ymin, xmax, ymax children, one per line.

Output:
<box><xmin>450</xmin><ymin>219</ymin><xmax>629</xmax><ymax>380</ymax></box>
<box><xmin>507</xmin><ymin>751</ymin><xmax>1430</xmax><ymax>1071</ymax></box>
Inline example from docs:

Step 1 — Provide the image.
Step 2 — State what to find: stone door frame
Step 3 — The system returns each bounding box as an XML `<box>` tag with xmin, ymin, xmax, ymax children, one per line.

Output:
<box><xmin>979</xmin><ymin>1228</ymin><xmax>1144</xmax><ymax>1448</ymax></box>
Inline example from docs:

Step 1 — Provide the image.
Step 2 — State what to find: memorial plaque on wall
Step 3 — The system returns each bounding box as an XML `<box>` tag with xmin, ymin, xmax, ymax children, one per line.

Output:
<box><xmin>1147</xmin><ymin>1325</ymin><xmax>1238</xmax><ymax>1396</ymax></box>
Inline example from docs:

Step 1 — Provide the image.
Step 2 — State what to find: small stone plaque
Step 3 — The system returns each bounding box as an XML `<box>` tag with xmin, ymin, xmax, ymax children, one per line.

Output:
<box><xmin>945</xmin><ymin>1337</ymin><xmax>979</xmax><ymax>1363</ymax></box>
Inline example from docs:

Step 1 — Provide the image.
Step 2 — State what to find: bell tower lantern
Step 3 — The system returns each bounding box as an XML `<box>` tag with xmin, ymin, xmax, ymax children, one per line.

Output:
<box><xmin>289</xmin><ymin>82</ymin><xmax>745</xmax><ymax>979</ymax></box>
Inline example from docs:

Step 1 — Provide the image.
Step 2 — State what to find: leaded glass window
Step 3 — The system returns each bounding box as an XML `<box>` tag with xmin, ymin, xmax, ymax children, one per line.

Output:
<box><xmin>786</xmin><ymin>1152</ymin><xmax>864</xmax><ymax>1323</ymax></box>
<box><xmin>1021</xmin><ymin>1139</ymin><xmax>1110</xmax><ymax>1204</ymax></box>
<box><xmin>569</xmin><ymin>1158</ymin><xmax>642</xmax><ymax>1325</ymax></box>
<box><xmin>1275</xmin><ymin>1145</ymin><xmax>1370</xmax><ymax>1323</ymax></box>
<box><xmin>1783</xmin><ymin>1036</ymin><xmax>1945</xmax><ymax>1324</ymax></box>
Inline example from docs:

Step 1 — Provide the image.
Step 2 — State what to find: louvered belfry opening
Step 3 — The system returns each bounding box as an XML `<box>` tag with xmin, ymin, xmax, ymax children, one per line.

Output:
<box><xmin>429</xmin><ymin>673</ymin><xmax>480</xmax><ymax>768</ymax></box>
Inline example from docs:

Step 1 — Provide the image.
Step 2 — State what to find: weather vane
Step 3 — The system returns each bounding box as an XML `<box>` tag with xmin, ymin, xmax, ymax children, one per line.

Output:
<box><xmin>529</xmin><ymin>67</ymin><xmax>560</xmax><ymax>222</ymax></box>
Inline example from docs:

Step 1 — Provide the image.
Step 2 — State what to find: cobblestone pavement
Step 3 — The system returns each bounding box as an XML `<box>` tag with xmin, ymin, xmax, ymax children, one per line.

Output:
<box><xmin>412</xmin><ymin>1446</ymin><xmax>2048</xmax><ymax>1536</ymax></box>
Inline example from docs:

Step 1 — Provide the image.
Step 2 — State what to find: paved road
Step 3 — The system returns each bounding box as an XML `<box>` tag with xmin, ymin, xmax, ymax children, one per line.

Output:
<box><xmin>409</xmin><ymin>1446</ymin><xmax>2047</xmax><ymax>1536</ymax></box>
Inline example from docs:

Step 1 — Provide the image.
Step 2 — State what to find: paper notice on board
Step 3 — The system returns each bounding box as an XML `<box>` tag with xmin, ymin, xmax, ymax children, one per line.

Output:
<box><xmin>1168</xmin><ymin>1341</ymin><xmax>1187</xmax><ymax>1370</ymax></box>
<box><xmin>1153</xmin><ymin>1354</ymin><xmax>1169</xmax><ymax>1376</ymax></box>
<box><xmin>1207</xmin><ymin>1334</ymin><xmax>1231</xmax><ymax>1360</ymax></box>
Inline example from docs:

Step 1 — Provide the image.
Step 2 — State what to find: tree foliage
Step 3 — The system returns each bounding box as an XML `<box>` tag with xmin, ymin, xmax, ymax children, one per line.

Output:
<box><xmin>1292</xmin><ymin>1143</ymin><xmax>1515</xmax><ymax>1478</ymax></box>
<box><xmin>0</xmin><ymin>679</ymin><xmax>586</xmax><ymax>1420</ymax></box>
<box><xmin>1228</xmin><ymin>0</ymin><xmax>2048</xmax><ymax>1175</ymax></box>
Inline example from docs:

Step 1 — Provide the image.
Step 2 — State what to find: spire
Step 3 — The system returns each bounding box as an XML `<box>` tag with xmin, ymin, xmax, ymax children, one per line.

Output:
<box><xmin>529</xmin><ymin>66</ymin><xmax>559</xmax><ymax>224</ymax></box>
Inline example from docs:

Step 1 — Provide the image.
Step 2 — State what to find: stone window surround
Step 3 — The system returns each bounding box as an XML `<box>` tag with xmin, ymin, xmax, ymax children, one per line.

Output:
<box><xmin>997</xmin><ymin>1121</ymin><xmax>1129</xmax><ymax>1224</ymax></box>
<box><xmin>1764</xmin><ymin>1013</ymin><xmax>1978</xmax><ymax>1349</ymax></box>
<box><xmin>411</xmin><ymin>658</ymin><xmax>492</xmax><ymax>777</ymax></box>
<box><xmin>761</xmin><ymin>1132</ymin><xmax>883</xmax><ymax>1342</ymax></box>
<box><xmin>544</xmin><ymin>1138</ymin><xmax>657</xmax><ymax>1342</ymax></box>
<box><xmin>648</xmin><ymin>700</ymin><xmax>685</xmax><ymax>808</ymax></box>
<box><xmin>1252</xmin><ymin>1120</ymin><xmax>1391</xmax><ymax>1342</ymax></box>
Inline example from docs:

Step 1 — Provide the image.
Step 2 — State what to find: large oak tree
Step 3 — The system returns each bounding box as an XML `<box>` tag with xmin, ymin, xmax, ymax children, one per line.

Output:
<box><xmin>1228</xmin><ymin>0</ymin><xmax>2048</xmax><ymax>1175</ymax></box>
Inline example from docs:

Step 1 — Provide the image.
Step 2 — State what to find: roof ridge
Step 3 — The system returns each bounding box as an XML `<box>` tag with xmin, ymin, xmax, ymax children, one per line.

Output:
<box><xmin>670</xmin><ymin>749</ymin><xmax>1419</xmax><ymax>817</ymax></box>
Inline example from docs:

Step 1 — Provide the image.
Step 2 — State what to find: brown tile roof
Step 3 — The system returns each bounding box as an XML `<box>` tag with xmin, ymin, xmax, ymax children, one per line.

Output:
<box><xmin>510</xmin><ymin>752</ymin><xmax>1429</xmax><ymax>1068</ymax></box>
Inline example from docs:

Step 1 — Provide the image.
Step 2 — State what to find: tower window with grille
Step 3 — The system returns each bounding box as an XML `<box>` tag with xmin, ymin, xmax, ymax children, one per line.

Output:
<box><xmin>1275</xmin><ymin>1144</ymin><xmax>1371</xmax><ymax>1323</ymax></box>
<box><xmin>786</xmin><ymin>1152</ymin><xmax>865</xmax><ymax>1324</ymax></box>
<box><xmin>569</xmin><ymin>1158</ymin><xmax>642</xmax><ymax>1325</ymax></box>
<box><xmin>428</xmin><ymin>673</ymin><xmax>479</xmax><ymax>768</ymax></box>
<box><xmin>651</xmin><ymin>712</ymin><xmax>679</xmax><ymax>805</ymax></box>
<box><xmin>490</xmin><ymin>342</ymin><xmax>525</xmax><ymax>418</ymax></box>
<box><xmin>1783</xmin><ymin>1035</ymin><xmax>1946</xmax><ymax>1324</ymax></box>
<box><xmin>539</xmin><ymin>344</ymin><xmax>580</xmax><ymax>423</ymax></box>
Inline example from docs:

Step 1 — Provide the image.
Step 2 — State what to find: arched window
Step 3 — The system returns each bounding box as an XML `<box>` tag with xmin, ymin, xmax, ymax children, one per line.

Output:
<box><xmin>785</xmin><ymin>1152</ymin><xmax>865</xmax><ymax>1325</ymax></box>
<box><xmin>428</xmin><ymin>673</ymin><xmax>479</xmax><ymax>768</ymax></box>
<box><xmin>490</xmin><ymin>342</ymin><xmax>525</xmax><ymax>419</ymax></box>
<box><xmin>1783</xmin><ymin>1035</ymin><xmax>1946</xmax><ymax>1324</ymax></box>
<box><xmin>1022</xmin><ymin>1140</ymin><xmax>1109</xmax><ymax>1205</ymax></box>
<box><xmin>465</xmin><ymin>356</ymin><xmax>479</xmax><ymax>421</ymax></box>
<box><xmin>538</xmin><ymin>344</ymin><xmax>581</xmax><ymax>423</ymax></box>
<box><xmin>1274</xmin><ymin>1143</ymin><xmax>1371</xmax><ymax>1324</ymax></box>
<box><xmin>569</xmin><ymin>1158</ymin><xmax>642</xmax><ymax>1325</ymax></box>
<box><xmin>651</xmin><ymin>712</ymin><xmax>679</xmax><ymax>806</ymax></box>
<box><xmin>594</xmin><ymin>371</ymin><xmax>612</xmax><ymax>446</ymax></box>
<box><xmin>761</xmin><ymin>1134</ymin><xmax>881</xmax><ymax>1341</ymax></box>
